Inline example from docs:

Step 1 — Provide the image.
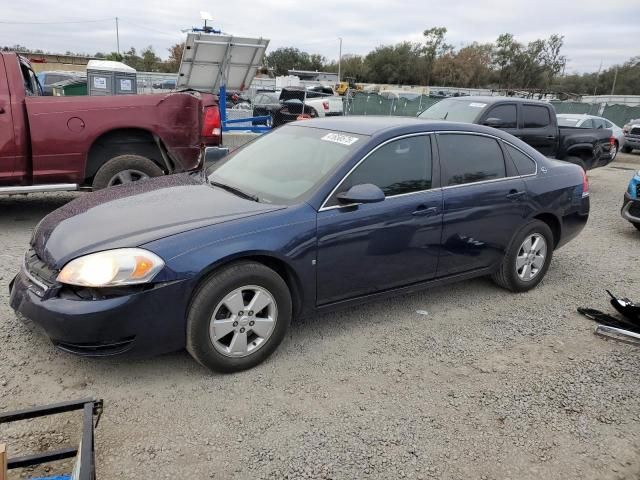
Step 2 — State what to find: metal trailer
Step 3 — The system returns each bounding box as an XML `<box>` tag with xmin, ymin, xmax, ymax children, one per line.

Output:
<box><xmin>0</xmin><ymin>399</ymin><xmax>103</xmax><ymax>480</ymax></box>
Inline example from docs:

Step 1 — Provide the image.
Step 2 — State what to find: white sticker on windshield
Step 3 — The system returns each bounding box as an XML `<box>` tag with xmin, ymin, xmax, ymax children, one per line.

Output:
<box><xmin>321</xmin><ymin>133</ymin><xmax>359</xmax><ymax>146</ymax></box>
<box><xmin>468</xmin><ymin>102</ymin><xmax>487</xmax><ymax>108</ymax></box>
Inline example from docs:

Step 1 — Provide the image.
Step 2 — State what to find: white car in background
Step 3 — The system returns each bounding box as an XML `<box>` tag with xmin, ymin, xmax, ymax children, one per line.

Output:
<box><xmin>557</xmin><ymin>114</ymin><xmax>625</xmax><ymax>160</ymax></box>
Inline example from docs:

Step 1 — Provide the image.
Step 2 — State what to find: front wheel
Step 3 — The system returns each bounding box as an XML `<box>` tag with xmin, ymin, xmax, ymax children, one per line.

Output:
<box><xmin>622</xmin><ymin>145</ymin><xmax>633</xmax><ymax>154</ymax></box>
<box><xmin>186</xmin><ymin>262</ymin><xmax>292</xmax><ymax>373</ymax></box>
<box><xmin>491</xmin><ymin>220</ymin><xmax>554</xmax><ymax>292</ymax></box>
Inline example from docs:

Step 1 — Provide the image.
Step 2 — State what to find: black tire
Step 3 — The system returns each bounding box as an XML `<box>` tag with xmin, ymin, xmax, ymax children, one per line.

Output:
<box><xmin>622</xmin><ymin>145</ymin><xmax>633</xmax><ymax>154</ymax></box>
<box><xmin>633</xmin><ymin>223</ymin><xmax>640</xmax><ymax>232</ymax></box>
<box><xmin>491</xmin><ymin>220</ymin><xmax>554</xmax><ymax>292</ymax></box>
<box><xmin>92</xmin><ymin>154</ymin><xmax>163</xmax><ymax>190</ymax></box>
<box><xmin>186</xmin><ymin>261</ymin><xmax>292</xmax><ymax>373</ymax></box>
<box><xmin>565</xmin><ymin>156</ymin><xmax>587</xmax><ymax>171</ymax></box>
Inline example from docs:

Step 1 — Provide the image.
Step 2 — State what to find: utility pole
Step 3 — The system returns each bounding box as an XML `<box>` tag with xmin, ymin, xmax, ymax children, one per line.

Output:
<box><xmin>611</xmin><ymin>67</ymin><xmax>618</xmax><ymax>95</ymax></box>
<box><xmin>115</xmin><ymin>17</ymin><xmax>120</xmax><ymax>55</ymax></box>
<box><xmin>592</xmin><ymin>59</ymin><xmax>602</xmax><ymax>97</ymax></box>
<box><xmin>338</xmin><ymin>37</ymin><xmax>342</xmax><ymax>83</ymax></box>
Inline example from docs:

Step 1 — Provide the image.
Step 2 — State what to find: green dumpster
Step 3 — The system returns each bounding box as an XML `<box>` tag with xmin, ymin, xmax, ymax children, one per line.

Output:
<box><xmin>52</xmin><ymin>78</ymin><xmax>87</xmax><ymax>96</ymax></box>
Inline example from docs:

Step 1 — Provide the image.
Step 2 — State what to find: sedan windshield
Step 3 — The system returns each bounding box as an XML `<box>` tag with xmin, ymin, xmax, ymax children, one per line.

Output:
<box><xmin>209</xmin><ymin>126</ymin><xmax>366</xmax><ymax>205</ymax></box>
<box><xmin>419</xmin><ymin>98</ymin><xmax>486</xmax><ymax>122</ymax></box>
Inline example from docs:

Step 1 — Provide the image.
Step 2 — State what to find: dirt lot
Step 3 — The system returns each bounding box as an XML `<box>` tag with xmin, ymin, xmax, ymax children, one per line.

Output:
<box><xmin>1</xmin><ymin>154</ymin><xmax>640</xmax><ymax>480</ymax></box>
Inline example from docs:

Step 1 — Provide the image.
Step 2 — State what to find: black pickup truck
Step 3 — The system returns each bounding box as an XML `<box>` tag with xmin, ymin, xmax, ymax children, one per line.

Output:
<box><xmin>419</xmin><ymin>96</ymin><xmax>615</xmax><ymax>170</ymax></box>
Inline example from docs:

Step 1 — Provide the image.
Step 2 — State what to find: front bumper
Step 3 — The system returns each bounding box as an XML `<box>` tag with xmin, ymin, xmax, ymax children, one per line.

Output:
<box><xmin>624</xmin><ymin>135</ymin><xmax>640</xmax><ymax>149</ymax></box>
<box><xmin>9</xmin><ymin>271</ymin><xmax>193</xmax><ymax>358</ymax></box>
<box><xmin>622</xmin><ymin>192</ymin><xmax>640</xmax><ymax>224</ymax></box>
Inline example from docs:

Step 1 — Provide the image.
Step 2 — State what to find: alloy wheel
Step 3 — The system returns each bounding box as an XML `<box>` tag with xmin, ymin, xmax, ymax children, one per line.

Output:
<box><xmin>516</xmin><ymin>233</ymin><xmax>547</xmax><ymax>281</ymax></box>
<box><xmin>107</xmin><ymin>169</ymin><xmax>150</xmax><ymax>186</ymax></box>
<box><xmin>209</xmin><ymin>285</ymin><xmax>278</xmax><ymax>358</ymax></box>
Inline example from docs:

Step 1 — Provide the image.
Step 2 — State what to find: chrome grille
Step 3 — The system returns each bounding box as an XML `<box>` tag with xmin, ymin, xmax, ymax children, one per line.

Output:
<box><xmin>23</xmin><ymin>248</ymin><xmax>58</xmax><ymax>292</ymax></box>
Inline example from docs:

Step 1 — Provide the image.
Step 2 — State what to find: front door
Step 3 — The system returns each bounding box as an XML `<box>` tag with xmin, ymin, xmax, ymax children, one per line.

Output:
<box><xmin>0</xmin><ymin>55</ymin><xmax>16</xmax><ymax>185</ymax></box>
<box><xmin>316</xmin><ymin>134</ymin><xmax>442</xmax><ymax>305</ymax></box>
<box><xmin>435</xmin><ymin>132</ymin><xmax>528</xmax><ymax>276</ymax></box>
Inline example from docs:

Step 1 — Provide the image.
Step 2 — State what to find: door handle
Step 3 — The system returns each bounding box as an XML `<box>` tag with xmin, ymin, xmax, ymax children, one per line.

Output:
<box><xmin>544</xmin><ymin>135</ymin><xmax>555</xmax><ymax>139</ymax></box>
<box><xmin>506</xmin><ymin>190</ymin><xmax>526</xmax><ymax>200</ymax></box>
<box><xmin>412</xmin><ymin>206</ymin><xmax>438</xmax><ymax>217</ymax></box>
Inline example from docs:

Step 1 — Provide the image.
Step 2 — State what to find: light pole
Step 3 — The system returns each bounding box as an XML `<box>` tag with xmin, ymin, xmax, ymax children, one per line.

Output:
<box><xmin>338</xmin><ymin>37</ymin><xmax>342</xmax><ymax>83</ymax></box>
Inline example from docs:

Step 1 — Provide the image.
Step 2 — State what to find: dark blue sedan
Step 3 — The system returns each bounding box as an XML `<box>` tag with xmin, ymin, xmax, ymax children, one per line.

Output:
<box><xmin>10</xmin><ymin>117</ymin><xmax>590</xmax><ymax>372</ymax></box>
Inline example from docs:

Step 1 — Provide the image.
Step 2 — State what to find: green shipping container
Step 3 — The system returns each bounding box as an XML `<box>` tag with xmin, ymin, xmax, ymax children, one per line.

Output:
<box><xmin>52</xmin><ymin>78</ymin><xmax>87</xmax><ymax>96</ymax></box>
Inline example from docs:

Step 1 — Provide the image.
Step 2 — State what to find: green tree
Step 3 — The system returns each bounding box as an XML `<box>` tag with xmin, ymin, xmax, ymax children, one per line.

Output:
<box><xmin>422</xmin><ymin>27</ymin><xmax>452</xmax><ymax>85</ymax></box>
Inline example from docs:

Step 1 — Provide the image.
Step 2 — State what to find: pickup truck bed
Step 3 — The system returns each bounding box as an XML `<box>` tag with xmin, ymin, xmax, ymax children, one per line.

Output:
<box><xmin>0</xmin><ymin>52</ymin><xmax>221</xmax><ymax>192</ymax></box>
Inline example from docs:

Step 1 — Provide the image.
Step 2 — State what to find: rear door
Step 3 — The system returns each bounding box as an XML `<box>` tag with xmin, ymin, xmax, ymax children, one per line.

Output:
<box><xmin>518</xmin><ymin>104</ymin><xmax>557</xmax><ymax>156</ymax></box>
<box><xmin>436</xmin><ymin>132</ymin><xmax>528</xmax><ymax>276</ymax></box>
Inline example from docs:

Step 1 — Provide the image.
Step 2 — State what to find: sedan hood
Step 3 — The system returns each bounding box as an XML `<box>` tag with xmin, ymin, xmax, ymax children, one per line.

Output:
<box><xmin>32</xmin><ymin>173</ymin><xmax>284</xmax><ymax>268</ymax></box>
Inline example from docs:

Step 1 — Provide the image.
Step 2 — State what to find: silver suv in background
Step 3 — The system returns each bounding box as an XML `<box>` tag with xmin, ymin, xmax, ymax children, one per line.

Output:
<box><xmin>557</xmin><ymin>114</ymin><xmax>625</xmax><ymax>160</ymax></box>
<box><xmin>622</xmin><ymin>119</ymin><xmax>640</xmax><ymax>154</ymax></box>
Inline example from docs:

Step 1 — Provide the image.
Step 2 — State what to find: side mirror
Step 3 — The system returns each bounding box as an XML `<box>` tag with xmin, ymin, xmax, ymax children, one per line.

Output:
<box><xmin>336</xmin><ymin>184</ymin><xmax>385</xmax><ymax>205</ymax></box>
<box><xmin>204</xmin><ymin>147</ymin><xmax>230</xmax><ymax>164</ymax></box>
<box><xmin>483</xmin><ymin>117</ymin><xmax>506</xmax><ymax>128</ymax></box>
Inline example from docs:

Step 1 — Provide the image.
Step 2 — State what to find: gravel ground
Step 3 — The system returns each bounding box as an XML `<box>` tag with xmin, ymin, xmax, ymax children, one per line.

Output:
<box><xmin>1</xmin><ymin>154</ymin><xmax>640</xmax><ymax>480</ymax></box>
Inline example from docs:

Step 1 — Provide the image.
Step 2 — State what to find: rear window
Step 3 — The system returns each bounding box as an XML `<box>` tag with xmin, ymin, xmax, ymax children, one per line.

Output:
<box><xmin>522</xmin><ymin>105</ymin><xmax>551</xmax><ymax>128</ymax></box>
<box><xmin>505</xmin><ymin>144</ymin><xmax>536</xmax><ymax>176</ymax></box>
<box><xmin>419</xmin><ymin>99</ymin><xmax>486</xmax><ymax>123</ymax></box>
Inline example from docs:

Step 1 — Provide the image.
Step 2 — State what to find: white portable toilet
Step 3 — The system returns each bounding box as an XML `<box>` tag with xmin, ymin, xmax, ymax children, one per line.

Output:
<box><xmin>87</xmin><ymin>60</ymin><xmax>137</xmax><ymax>96</ymax></box>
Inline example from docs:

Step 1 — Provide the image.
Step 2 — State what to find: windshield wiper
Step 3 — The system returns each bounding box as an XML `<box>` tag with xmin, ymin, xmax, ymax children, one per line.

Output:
<box><xmin>211</xmin><ymin>181</ymin><xmax>260</xmax><ymax>202</ymax></box>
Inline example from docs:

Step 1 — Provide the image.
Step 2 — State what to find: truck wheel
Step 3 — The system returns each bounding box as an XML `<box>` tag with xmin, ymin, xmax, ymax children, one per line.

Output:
<box><xmin>186</xmin><ymin>261</ymin><xmax>292</xmax><ymax>373</ymax></box>
<box><xmin>565</xmin><ymin>156</ymin><xmax>587</xmax><ymax>171</ymax></box>
<box><xmin>622</xmin><ymin>145</ymin><xmax>633</xmax><ymax>154</ymax></box>
<box><xmin>491</xmin><ymin>220</ymin><xmax>554</xmax><ymax>293</ymax></box>
<box><xmin>92</xmin><ymin>154</ymin><xmax>163</xmax><ymax>189</ymax></box>
<box><xmin>633</xmin><ymin>223</ymin><xmax>640</xmax><ymax>232</ymax></box>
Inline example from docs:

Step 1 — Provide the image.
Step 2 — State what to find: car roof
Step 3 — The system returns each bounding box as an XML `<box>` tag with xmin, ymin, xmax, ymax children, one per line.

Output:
<box><xmin>294</xmin><ymin>116</ymin><xmax>518</xmax><ymax>138</ymax></box>
<box><xmin>442</xmin><ymin>95</ymin><xmax>549</xmax><ymax>105</ymax></box>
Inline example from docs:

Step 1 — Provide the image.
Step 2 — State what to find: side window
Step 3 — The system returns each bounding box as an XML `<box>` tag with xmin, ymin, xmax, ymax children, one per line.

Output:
<box><xmin>604</xmin><ymin>120</ymin><xmax>614</xmax><ymax>128</ymax></box>
<box><xmin>581</xmin><ymin>119</ymin><xmax>595</xmax><ymax>128</ymax></box>
<box><xmin>522</xmin><ymin>105</ymin><xmax>551</xmax><ymax>128</ymax></box>
<box><xmin>485</xmin><ymin>104</ymin><xmax>517</xmax><ymax>128</ymax></box>
<box><xmin>593</xmin><ymin>118</ymin><xmax>606</xmax><ymax>129</ymax></box>
<box><xmin>505</xmin><ymin>144</ymin><xmax>536</xmax><ymax>176</ymax></box>
<box><xmin>438</xmin><ymin>134</ymin><xmax>506</xmax><ymax>186</ymax></box>
<box><xmin>329</xmin><ymin>136</ymin><xmax>431</xmax><ymax>205</ymax></box>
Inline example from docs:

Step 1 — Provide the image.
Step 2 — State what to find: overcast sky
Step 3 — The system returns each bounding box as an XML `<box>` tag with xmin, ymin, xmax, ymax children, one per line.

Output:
<box><xmin>1</xmin><ymin>0</ymin><xmax>638</xmax><ymax>74</ymax></box>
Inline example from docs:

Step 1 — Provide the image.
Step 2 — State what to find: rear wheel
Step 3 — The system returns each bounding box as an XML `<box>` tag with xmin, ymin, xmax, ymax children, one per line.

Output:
<box><xmin>92</xmin><ymin>154</ymin><xmax>163</xmax><ymax>189</ymax></box>
<box><xmin>610</xmin><ymin>141</ymin><xmax>618</xmax><ymax>160</ymax></box>
<box><xmin>492</xmin><ymin>220</ymin><xmax>554</xmax><ymax>292</ymax></box>
<box><xmin>565</xmin><ymin>156</ymin><xmax>587</xmax><ymax>171</ymax></box>
<box><xmin>186</xmin><ymin>262</ymin><xmax>292</xmax><ymax>373</ymax></box>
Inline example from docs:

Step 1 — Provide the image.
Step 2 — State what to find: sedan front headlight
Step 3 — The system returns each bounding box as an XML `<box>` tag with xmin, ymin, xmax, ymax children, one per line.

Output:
<box><xmin>57</xmin><ymin>248</ymin><xmax>165</xmax><ymax>287</ymax></box>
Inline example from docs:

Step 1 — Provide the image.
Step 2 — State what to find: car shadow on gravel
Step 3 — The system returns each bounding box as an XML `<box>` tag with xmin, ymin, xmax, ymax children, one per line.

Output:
<box><xmin>0</xmin><ymin>193</ymin><xmax>79</xmax><ymax>221</ymax></box>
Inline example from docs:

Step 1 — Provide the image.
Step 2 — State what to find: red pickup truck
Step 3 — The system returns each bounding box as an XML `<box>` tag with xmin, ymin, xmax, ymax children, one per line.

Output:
<box><xmin>0</xmin><ymin>53</ymin><xmax>221</xmax><ymax>193</ymax></box>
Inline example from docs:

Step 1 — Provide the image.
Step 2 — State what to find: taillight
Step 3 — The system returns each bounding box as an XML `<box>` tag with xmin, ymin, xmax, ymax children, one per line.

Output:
<box><xmin>610</xmin><ymin>136</ymin><xmax>615</xmax><ymax>146</ymax></box>
<box><xmin>322</xmin><ymin>101</ymin><xmax>330</xmax><ymax>111</ymax></box>
<box><xmin>201</xmin><ymin>106</ymin><xmax>221</xmax><ymax>138</ymax></box>
<box><xmin>582</xmin><ymin>169</ymin><xmax>589</xmax><ymax>197</ymax></box>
